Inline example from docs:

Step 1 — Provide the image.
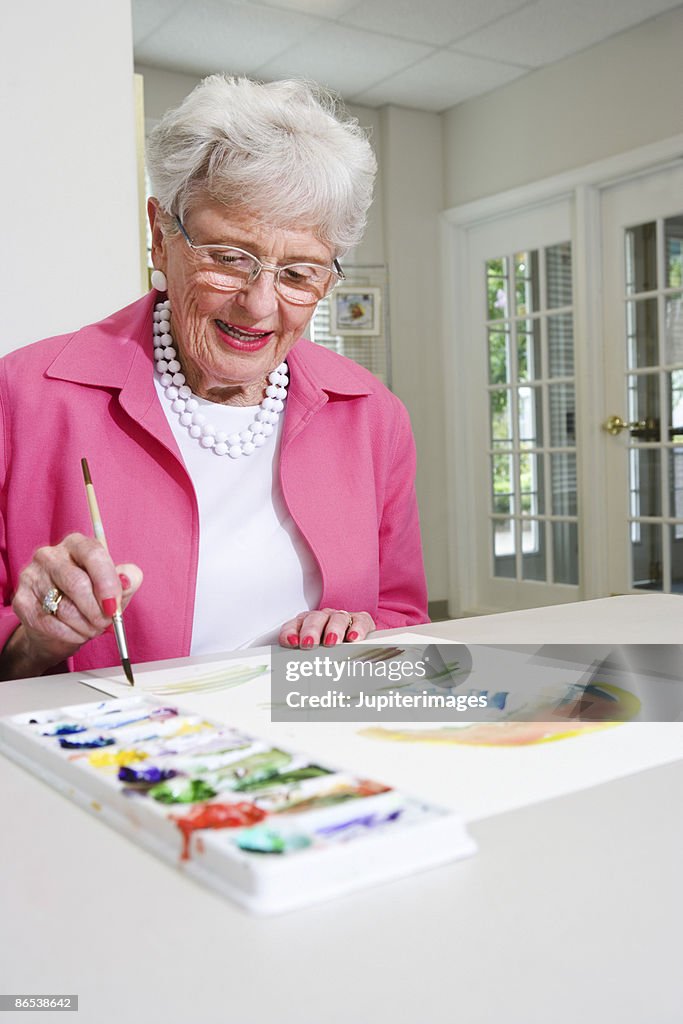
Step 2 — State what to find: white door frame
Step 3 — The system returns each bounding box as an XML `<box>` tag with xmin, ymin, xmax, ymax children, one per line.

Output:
<box><xmin>441</xmin><ymin>134</ymin><xmax>683</xmax><ymax>618</ymax></box>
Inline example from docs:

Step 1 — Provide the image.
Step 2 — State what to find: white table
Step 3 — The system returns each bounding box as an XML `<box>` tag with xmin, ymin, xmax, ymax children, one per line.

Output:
<box><xmin>1</xmin><ymin>595</ymin><xmax>681</xmax><ymax>1024</ymax></box>
<box><xmin>375</xmin><ymin>593</ymin><xmax>683</xmax><ymax>643</ymax></box>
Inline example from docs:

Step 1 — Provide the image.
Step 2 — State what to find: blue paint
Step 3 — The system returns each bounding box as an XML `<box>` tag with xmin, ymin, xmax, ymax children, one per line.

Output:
<box><xmin>235</xmin><ymin>826</ymin><xmax>311</xmax><ymax>854</ymax></box>
<box><xmin>58</xmin><ymin>735</ymin><xmax>115</xmax><ymax>749</ymax></box>
<box><xmin>42</xmin><ymin>723</ymin><xmax>87</xmax><ymax>737</ymax></box>
<box><xmin>117</xmin><ymin>765</ymin><xmax>177</xmax><ymax>784</ymax></box>
<box><xmin>317</xmin><ymin>808</ymin><xmax>403</xmax><ymax>836</ymax></box>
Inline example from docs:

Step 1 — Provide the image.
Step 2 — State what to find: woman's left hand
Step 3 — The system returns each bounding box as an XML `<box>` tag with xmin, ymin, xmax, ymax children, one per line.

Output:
<box><xmin>278</xmin><ymin>609</ymin><xmax>375</xmax><ymax>648</ymax></box>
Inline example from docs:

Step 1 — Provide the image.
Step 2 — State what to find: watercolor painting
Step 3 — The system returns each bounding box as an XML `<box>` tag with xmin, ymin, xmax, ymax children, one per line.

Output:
<box><xmin>360</xmin><ymin>682</ymin><xmax>641</xmax><ymax>747</ymax></box>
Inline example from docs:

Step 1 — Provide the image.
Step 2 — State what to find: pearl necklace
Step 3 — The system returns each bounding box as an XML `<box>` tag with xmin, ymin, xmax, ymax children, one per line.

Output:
<box><xmin>153</xmin><ymin>298</ymin><xmax>289</xmax><ymax>458</ymax></box>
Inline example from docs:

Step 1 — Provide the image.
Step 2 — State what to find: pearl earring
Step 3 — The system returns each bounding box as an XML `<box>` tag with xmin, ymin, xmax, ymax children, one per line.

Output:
<box><xmin>151</xmin><ymin>269</ymin><xmax>168</xmax><ymax>292</ymax></box>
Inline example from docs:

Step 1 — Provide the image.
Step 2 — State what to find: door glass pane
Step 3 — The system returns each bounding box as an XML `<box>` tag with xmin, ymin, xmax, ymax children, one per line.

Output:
<box><xmin>631</xmin><ymin>522</ymin><xmax>663</xmax><ymax>591</ymax></box>
<box><xmin>551</xmin><ymin>453</ymin><xmax>576</xmax><ymax>515</ymax></box>
<box><xmin>665</xmin><ymin>215</ymin><xmax>683</xmax><ymax>289</ymax></box>
<box><xmin>666</xmin><ymin>370</ymin><xmax>683</xmax><ymax>443</ymax></box>
<box><xmin>492</xmin><ymin>454</ymin><xmax>514</xmax><ymax>514</ymax></box>
<box><xmin>549</xmin><ymin>383</ymin><xmax>575</xmax><ymax>445</ymax></box>
<box><xmin>490</xmin><ymin>389</ymin><xmax>512</xmax><ymax>447</ymax></box>
<box><xmin>664</xmin><ymin>294</ymin><xmax>683</xmax><ymax>365</ymax></box>
<box><xmin>670</xmin><ymin>526</ymin><xmax>683</xmax><ymax>592</ymax></box>
<box><xmin>630</xmin><ymin>448</ymin><xmax>661</xmax><ymax>517</ymax></box>
<box><xmin>548</xmin><ymin>313</ymin><xmax>574</xmax><ymax>377</ymax></box>
<box><xmin>515</xmin><ymin>251</ymin><xmax>539</xmax><ymax>315</ymax></box>
<box><xmin>487</xmin><ymin>257</ymin><xmax>508</xmax><ymax>319</ymax></box>
<box><xmin>553</xmin><ymin>522</ymin><xmax>578</xmax><ymax>584</ymax></box>
<box><xmin>517</xmin><ymin>319</ymin><xmax>541</xmax><ymax>382</ymax></box>
<box><xmin>518</xmin><ymin>386</ymin><xmax>543</xmax><ymax>446</ymax></box>
<box><xmin>625</xmin><ymin>222</ymin><xmax>657</xmax><ymax>294</ymax></box>
<box><xmin>520</xmin><ymin>452</ymin><xmax>544</xmax><ymax>515</ymax></box>
<box><xmin>627</xmin><ymin>373</ymin><xmax>659</xmax><ymax>434</ymax></box>
<box><xmin>488</xmin><ymin>327</ymin><xmax>510</xmax><ymax>385</ymax></box>
<box><xmin>670</xmin><ymin>448</ymin><xmax>683</xmax><ymax>520</ymax></box>
<box><xmin>493</xmin><ymin>520</ymin><xmax>515</xmax><ymax>577</ymax></box>
<box><xmin>546</xmin><ymin>242</ymin><xmax>572</xmax><ymax>308</ymax></box>
<box><xmin>626</xmin><ymin>298</ymin><xmax>658</xmax><ymax>368</ymax></box>
<box><xmin>522</xmin><ymin>520</ymin><xmax>545</xmax><ymax>580</ymax></box>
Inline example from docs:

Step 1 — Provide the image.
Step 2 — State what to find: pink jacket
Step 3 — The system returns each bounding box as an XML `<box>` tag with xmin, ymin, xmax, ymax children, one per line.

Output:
<box><xmin>0</xmin><ymin>292</ymin><xmax>428</xmax><ymax>673</ymax></box>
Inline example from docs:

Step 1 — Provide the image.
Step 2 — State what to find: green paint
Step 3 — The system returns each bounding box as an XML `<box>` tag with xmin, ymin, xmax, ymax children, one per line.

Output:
<box><xmin>149</xmin><ymin>777</ymin><xmax>217</xmax><ymax>804</ymax></box>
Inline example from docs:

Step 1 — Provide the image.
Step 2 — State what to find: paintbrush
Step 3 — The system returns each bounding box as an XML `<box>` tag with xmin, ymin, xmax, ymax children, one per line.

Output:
<box><xmin>81</xmin><ymin>458</ymin><xmax>135</xmax><ymax>686</ymax></box>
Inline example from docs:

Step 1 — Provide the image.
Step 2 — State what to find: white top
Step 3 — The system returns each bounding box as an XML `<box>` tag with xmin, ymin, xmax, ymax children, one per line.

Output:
<box><xmin>154</xmin><ymin>377</ymin><xmax>322</xmax><ymax>652</ymax></box>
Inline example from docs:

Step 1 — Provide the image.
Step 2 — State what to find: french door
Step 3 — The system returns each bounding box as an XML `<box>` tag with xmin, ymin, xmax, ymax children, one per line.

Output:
<box><xmin>449</xmin><ymin>156</ymin><xmax>683</xmax><ymax>614</ymax></box>
<box><xmin>461</xmin><ymin>198</ymin><xmax>580</xmax><ymax>612</ymax></box>
<box><xmin>601</xmin><ymin>164</ymin><xmax>683</xmax><ymax>595</ymax></box>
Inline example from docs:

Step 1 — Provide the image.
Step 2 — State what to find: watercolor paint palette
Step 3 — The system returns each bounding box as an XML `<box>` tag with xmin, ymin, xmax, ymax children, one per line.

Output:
<box><xmin>0</xmin><ymin>696</ymin><xmax>475</xmax><ymax>914</ymax></box>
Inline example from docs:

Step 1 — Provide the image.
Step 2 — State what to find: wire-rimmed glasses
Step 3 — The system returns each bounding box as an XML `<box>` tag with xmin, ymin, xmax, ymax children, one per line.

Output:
<box><xmin>174</xmin><ymin>216</ymin><xmax>344</xmax><ymax>306</ymax></box>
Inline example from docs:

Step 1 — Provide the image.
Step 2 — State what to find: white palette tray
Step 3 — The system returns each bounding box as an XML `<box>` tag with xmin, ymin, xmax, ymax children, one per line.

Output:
<box><xmin>0</xmin><ymin>695</ymin><xmax>475</xmax><ymax>914</ymax></box>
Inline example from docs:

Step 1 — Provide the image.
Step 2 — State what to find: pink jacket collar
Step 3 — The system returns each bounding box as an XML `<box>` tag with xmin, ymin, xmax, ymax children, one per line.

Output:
<box><xmin>44</xmin><ymin>290</ymin><xmax>374</xmax><ymax>446</ymax></box>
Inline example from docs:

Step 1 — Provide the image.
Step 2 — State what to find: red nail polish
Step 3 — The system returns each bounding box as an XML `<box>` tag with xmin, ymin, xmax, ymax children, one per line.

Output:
<box><xmin>287</xmin><ymin>634</ymin><xmax>299</xmax><ymax>647</ymax></box>
<box><xmin>118</xmin><ymin>573</ymin><xmax>131</xmax><ymax>590</ymax></box>
<box><xmin>347</xmin><ymin>631</ymin><xmax>359</xmax><ymax>641</ymax></box>
<box><xmin>301</xmin><ymin>636</ymin><xmax>314</xmax><ymax>649</ymax></box>
<box><xmin>102</xmin><ymin>597</ymin><xmax>117</xmax><ymax>617</ymax></box>
<box><xmin>324</xmin><ymin>633</ymin><xmax>338</xmax><ymax>647</ymax></box>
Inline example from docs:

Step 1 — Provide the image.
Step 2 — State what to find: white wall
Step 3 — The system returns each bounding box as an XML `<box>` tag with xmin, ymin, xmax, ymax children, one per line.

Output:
<box><xmin>1</xmin><ymin>0</ymin><xmax>141</xmax><ymax>351</ymax></box>
<box><xmin>443</xmin><ymin>5</ymin><xmax>683</xmax><ymax>208</ymax></box>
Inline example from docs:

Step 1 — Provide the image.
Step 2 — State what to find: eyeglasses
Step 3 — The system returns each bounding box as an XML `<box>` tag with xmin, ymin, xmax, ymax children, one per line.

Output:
<box><xmin>174</xmin><ymin>216</ymin><xmax>345</xmax><ymax>306</ymax></box>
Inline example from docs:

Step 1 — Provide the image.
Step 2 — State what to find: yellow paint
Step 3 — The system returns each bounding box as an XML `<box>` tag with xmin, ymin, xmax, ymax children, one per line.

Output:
<box><xmin>360</xmin><ymin>721</ymin><xmax>619</xmax><ymax>747</ymax></box>
<box><xmin>171</xmin><ymin>721</ymin><xmax>213</xmax><ymax>737</ymax></box>
<box><xmin>88</xmin><ymin>748</ymin><xmax>148</xmax><ymax>768</ymax></box>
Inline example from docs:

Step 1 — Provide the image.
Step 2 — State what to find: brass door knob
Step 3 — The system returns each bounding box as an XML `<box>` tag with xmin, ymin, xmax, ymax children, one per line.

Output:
<box><xmin>602</xmin><ymin>414</ymin><xmax>647</xmax><ymax>435</ymax></box>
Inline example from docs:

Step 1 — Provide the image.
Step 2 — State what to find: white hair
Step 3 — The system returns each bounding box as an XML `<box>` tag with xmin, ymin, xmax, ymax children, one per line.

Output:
<box><xmin>146</xmin><ymin>74</ymin><xmax>377</xmax><ymax>256</ymax></box>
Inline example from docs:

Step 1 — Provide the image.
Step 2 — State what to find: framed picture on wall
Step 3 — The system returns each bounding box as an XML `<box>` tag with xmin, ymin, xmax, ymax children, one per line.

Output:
<box><xmin>330</xmin><ymin>286</ymin><xmax>382</xmax><ymax>335</ymax></box>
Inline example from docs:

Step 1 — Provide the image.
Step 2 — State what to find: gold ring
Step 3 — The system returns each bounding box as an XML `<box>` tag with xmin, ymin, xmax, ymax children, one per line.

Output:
<box><xmin>42</xmin><ymin>587</ymin><xmax>64</xmax><ymax>616</ymax></box>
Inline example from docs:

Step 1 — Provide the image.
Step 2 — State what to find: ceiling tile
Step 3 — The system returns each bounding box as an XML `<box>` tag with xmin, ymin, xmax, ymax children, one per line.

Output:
<box><xmin>341</xmin><ymin>0</ymin><xmax>531</xmax><ymax>47</ymax></box>
<box><xmin>454</xmin><ymin>0</ymin><xmax>683</xmax><ymax>68</ymax></box>
<box><xmin>352</xmin><ymin>50</ymin><xmax>528</xmax><ymax>112</ymax></box>
<box><xmin>135</xmin><ymin>0</ymin><xmax>320</xmax><ymax>77</ymax></box>
<box><xmin>256</xmin><ymin>23</ymin><xmax>432</xmax><ymax>96</ymax></box>
<box><xmin>133</xmin><ymin>0</ymin><xmax>683</xmax><ymax>110</ymax></box>
<box><xmin>245</xmin><ymin>0</ymin><xmax>361</xmax><ymax>16</ymax></box>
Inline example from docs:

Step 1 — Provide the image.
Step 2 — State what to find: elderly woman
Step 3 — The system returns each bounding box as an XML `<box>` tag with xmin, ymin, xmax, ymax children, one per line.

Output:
<box><xmin>0</xmin><ymin>75</ymin><xmax>428</xmax><ymax>680</ymax></box>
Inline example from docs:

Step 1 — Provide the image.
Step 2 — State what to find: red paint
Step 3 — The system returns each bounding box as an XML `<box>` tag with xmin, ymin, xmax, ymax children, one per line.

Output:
<box><xmin>324</xmin><ymin>633</ymin><xmax>338</xmax><ymax>647</ymax></box>
<box><xmin>347</xmin><ymin>631</ymin><xmax>359</xmax><ymax>642</ymax></box>
<box><xmin>102</xmin><ymin>597</ymin><xmax>117</xmax><ymax>616</ymax></box>
<box><xmin>287</xmin><ymin>634</ymin><xmax>299</xmax><ymax>647</ymax></box>
<box><xmin>173</xmin><ymin>802</ymin><xmax>267</xmax><ymax>860</ymax></box>
<box><xmin>118</xmin><ymin>573</ymin><xmax>131</xmax><ymax>590</ymax></box>
<box><xmin>357</xmin><ymin>780</ymin><xmax>391</xmax><ymax>797</ymax></box>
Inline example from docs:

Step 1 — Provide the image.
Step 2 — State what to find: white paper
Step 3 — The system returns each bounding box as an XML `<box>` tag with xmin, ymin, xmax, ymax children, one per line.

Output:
<box><xmin>79</xmin><ymin>652</ymin><xmax>683</xmax><ymax>824</ymax></box>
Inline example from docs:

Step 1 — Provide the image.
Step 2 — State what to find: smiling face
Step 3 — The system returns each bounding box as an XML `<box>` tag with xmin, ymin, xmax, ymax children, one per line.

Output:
<box><xmin>149</xmin><ymin>196</ymin><xmax>334</xmax><ymax>405</ymax></box>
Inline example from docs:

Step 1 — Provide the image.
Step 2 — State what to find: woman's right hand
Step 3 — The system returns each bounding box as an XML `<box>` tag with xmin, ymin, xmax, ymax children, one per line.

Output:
<box><xmin>3</xmin><ymin>533</ymin><xmax>143</xmax><ymax>679</ymax></box>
